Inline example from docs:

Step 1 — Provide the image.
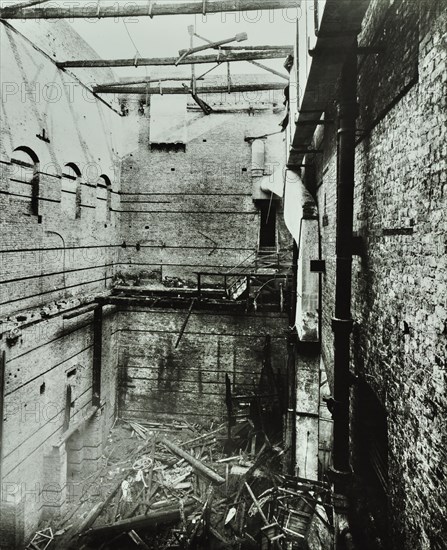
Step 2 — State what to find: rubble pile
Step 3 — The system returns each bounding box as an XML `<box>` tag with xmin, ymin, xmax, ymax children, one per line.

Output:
<box><xmin>37</xmin><ymin>418</ymin><xmax>333</xmax><ymax>550</ymax></box>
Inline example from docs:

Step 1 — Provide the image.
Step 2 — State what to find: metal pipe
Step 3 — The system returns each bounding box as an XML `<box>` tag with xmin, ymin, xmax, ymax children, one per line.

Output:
<box><xmin>331</xmin><ymin>39</ymin><xmax>358</xmax><ymax>493</ymax></box>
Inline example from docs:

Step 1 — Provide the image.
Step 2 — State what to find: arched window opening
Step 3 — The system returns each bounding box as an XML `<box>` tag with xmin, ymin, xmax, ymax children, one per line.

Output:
<box><xmin>62</xmin><ymin>163</ymin><xmax>81</xmax><ymax>220</ymax></box>
<box><xmin>10</xmin><ymin>147</ymin><xmax>40</xmax><ymax>215</ymax></box>
<box><xmin>96</xmin><ymin>174</ymin><xmax>111</xmax><ymax>223</ymax></box>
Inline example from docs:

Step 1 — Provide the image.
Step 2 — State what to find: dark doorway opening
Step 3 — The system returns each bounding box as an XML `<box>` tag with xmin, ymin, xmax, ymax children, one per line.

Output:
<box><xmin>259</xmin><ymin>200</ymin><xmax>276</xmax><ymax>249</ymax></box>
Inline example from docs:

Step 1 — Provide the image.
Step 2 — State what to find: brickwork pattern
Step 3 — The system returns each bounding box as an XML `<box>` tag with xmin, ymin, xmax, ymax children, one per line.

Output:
<box><xmin>314</xmin><ymin>2</ymin><xmax>446</xmax><ymax>547</ymax></box>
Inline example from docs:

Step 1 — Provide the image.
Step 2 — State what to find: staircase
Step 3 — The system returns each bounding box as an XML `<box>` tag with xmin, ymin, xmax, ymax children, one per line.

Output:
<box><xmin>224</xmin><ymin>247</ymin><xmax>291</xmax><ymax>311</ymax></box>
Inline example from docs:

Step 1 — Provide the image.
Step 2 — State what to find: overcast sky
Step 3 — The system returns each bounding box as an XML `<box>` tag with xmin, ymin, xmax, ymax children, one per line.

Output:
<box><xmin>68</xmin><ymin>2</ymin><xmax>298</xmax><ymax>77</ymax></box>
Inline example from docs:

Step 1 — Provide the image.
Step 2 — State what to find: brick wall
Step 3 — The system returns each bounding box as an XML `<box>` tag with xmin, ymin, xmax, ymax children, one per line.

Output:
<box><xmin>312</xmin><ymin>1</ymin><xmax>446</xmax><ymax>547</ymax></box>
<box><xmin>119</xmin><ymin>96</ymin><xmax>287</xmax><ymax>285</ymax></box>
<box><xmin>0</xmin><ymin>19</ymin><xmax>124</xmax><ymax>317</ymax></box>
<box><xmin>117</xmin><ymin>306</ymin><xmax>289</xmax><ymax>424</ymax></box>
<box><xmin>0</xmin><ymin>307</ymin><xmax>120</xmax><ymax>547</ymax></box>
<box><xmin>0</xmin><ymin>19</ymin><xmax>124</xmax><ymax>547</ymax></box>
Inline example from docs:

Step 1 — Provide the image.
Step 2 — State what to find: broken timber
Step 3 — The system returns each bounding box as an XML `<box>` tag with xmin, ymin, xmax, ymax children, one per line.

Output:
<box><xmin>94</xmin><ymin>83</ymin><xmax>286</xmax><ymax>95</ymax></box>
<box><xmin>57</xmin><ymin>50</ymin><xmax>292</xmax><ymax>69</ymax></box>
<box><xmin>0</xmin><ymin>1</ymin><xmax>297</xmax><ymax>19</ymax></box>
<box><xmin>161</xmin><ymin>438</ymin><xmax>226</xmax><ymax>485</ymax></box>
<box><xmin>177</xmin><ymin>33</ymin><xmax>247</xmax><ymax>63</ymax></box>
<box><xmin>84</xmin><ymin>501</ymin><xmax>197</xmax><ymax>539</ymax></box>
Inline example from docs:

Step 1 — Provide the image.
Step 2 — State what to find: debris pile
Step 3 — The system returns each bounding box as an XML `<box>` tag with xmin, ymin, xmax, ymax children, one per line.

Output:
<box><xmin>43</xmin><ymin>418</ymin><xmax>333</xmax><ymax>550</ymax></box>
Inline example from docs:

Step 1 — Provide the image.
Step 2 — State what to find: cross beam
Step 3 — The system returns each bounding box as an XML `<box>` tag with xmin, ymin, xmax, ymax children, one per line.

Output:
<box><xmin>57</xmin><ymin>49</ymin><xmax>292</xmax><ymax>69</ymax></box>
<box><xmin>0</xmin><ymin>0</ymin><xmax>298</xmax><ymax>19</ymax></box>
<box><xmin>93</xmin><ymin>83</ymin><xmax>286</xmax><ymax>95</ymax></box>
<box><xmin>177</xmin><ymin>33</ymin><xmax>247</xmax><ymax>59</ymax></box>
<box><xmin>99</xmin><ymin>77</ymin><xmax>203</xmax><ymax>88</ymax></box>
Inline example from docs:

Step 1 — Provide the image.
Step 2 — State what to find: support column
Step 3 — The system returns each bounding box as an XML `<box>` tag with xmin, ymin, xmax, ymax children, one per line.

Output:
<box><xmin>92</xmin><ymin>306</ymin><xmax>103</xmax><ymax>407</ymax></box>
<box><xmin>42</xmin><ymin>447</ymin><xmax>67</xmax><ymax>519</ymax></box>
<box><xmin>81</xmin><ymin>410</ymin><xmax>104</xmax><ymax>478</ymax></box>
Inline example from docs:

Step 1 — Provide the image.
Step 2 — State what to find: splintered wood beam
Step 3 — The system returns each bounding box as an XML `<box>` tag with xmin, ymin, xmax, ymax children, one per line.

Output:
<box><xmin>57</xmin><ymin>49</ymin><xmax>292</xmax><ymax>69</ymax></box>
<box><xmin>175</xmin><ymin>298</ymin><xmax>196</xmax><ymax>348</ymax></box>
<box><xmin>0</xmin><ymin>0</ymin><xmax>296</xmax><ymax>19</ymax></box>
<box><xmin>86</xmin><ymin>501</ymin><xmax>197</xmax><ymax>538</ymax></box>
<box><xmin>217</xmin><ymin>45</ymin><xmax>294</xmax><ymax>51</ymax></box>
<box><xmin>94</xmin><ymin>83</ymin><xmax>286</xmax><ymax>95</ymax></box>
<box><xmin>161</xmin><ymin>438</ymin><xmax>226</xmax><ymax>485</ymax></box>
<box><xmin>248</xmin><ymin>60</ymin><xmax>290</xmax><ymax>80</ymax></box>
<box><xmin>178</xmin><ymin>32</ymin><xmax>247</xmax><ymax>59</ymax></box>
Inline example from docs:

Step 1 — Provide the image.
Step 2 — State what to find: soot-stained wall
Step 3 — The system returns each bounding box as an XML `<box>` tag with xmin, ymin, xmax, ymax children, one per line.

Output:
<box><xmin>117</xmin><ymin>307</ymin><xmax>289</xmax><ymax>424</ymax></box>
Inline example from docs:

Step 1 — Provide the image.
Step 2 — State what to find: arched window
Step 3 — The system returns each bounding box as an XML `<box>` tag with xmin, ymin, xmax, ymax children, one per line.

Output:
<box><xmin>61</xmin><ymin>163</ymin><xmax>81</xmax><ymax>220</ymax></box>
<box><xmin>96</xmin><ymin>174</ymin><xmax>111</xmax><ymax>223</ymax></box>
<box><xmin>10</xmin><ymin>146</ymin><xmax>39</xmax><ymax>215</ymax></box>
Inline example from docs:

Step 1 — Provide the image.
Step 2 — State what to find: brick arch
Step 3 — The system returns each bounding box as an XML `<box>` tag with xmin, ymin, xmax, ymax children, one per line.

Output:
<box><xmin>11</xmin><ymin>145</ymin><xmax>39</xmax><ymax>165</ymax></box>
<box><xmin>96</xmin><ymin>174</ymin><xmax>112</xmax><ymax>223</ymax></box>
<box><xmin>11</xmin><ymin>146</ymin><xmax>40</xmax><ymax>216</ymax></box>
<box><xmin>62</xmin><ymin>163</ymin><xmax>82</xmax><ymax>219</ymax></box>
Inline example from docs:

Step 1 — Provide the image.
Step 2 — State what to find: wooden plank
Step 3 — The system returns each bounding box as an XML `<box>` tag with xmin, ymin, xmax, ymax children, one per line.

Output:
<box><xmin>161</xmin><ymin>438</ymin><xmax>225</xmax><ymax>485</ymax></box>
<box><xmin>57</xmin><ymin>50</ymin><xmax>292</xmax><ymax>69</ymax></box>
<box><xmin>245</xmin><ymin>482</ymin><xmax>269</xmax><ymax>525</ymax></box>
<box><xmin>86</xmin><ymin>501</ymin><xmax>196</xmax><ymax>538</ymax></box>
<box><xmin>0</xmin><ymin>1</ymin><xmax>296</xmax><ymax>19</ymax></box>
<box><xmin>175</xmin><ymin>298</ymin><xmax>196</xmax><ymax>348</ymax></box>
<box><xmin>178</xmin><ymin>33</ymin><xmax>247</xmax><ymax>60</ymax></box>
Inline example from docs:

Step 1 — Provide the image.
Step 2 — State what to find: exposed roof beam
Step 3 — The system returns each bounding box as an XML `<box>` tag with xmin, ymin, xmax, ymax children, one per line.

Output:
<box><xmin>217</xmin><ymin>45</ymin><xmax>294</xmax><ymax>51</ymax></box>
<box><xmin>57</xmin><ymin>49</ymin><xmax>292</xmax><ymax>69</ymax></box>
<box><xmin>177</xmin><ymin>33</ymin><xmax>247</xmax><ymax>61</ymax></box>
<box><xmin>4</xmin><ymin>0</ymin><xmax>51</xmax><ymax>11</ymax></box>
<box><xmin>93</xmin><ymin>83</ymin><xmax>286</xmax><ymax>95</ymax></box>
<box><xmin>99</xmin><ymin>77</ymin><xmax>203</xmax><ymax>88</ymax></box>
<box><xmin>0</xmin><ymin>0</ymin><xmax>297</xmax><ymax>19</ymax></box>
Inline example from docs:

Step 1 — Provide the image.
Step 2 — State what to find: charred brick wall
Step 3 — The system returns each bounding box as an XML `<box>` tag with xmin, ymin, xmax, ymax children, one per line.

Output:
<box><xmin>313</xmin><ymin>1</ymin><xmax>446</xmax><ymax>547</ymax></box>
<box><xmin>116</xmin><ymin>307</ymin><xmax>289</xmax><ymax>425</ymax></box>
<box><xmin>119</xmin><ymin>95</ymin><xmax>288</xmax><ymax>286</ymax></box>
<box><xmin>0</xmin><ymin>19</ymin><xmax>124</xmax><ymax>546</ymax></box>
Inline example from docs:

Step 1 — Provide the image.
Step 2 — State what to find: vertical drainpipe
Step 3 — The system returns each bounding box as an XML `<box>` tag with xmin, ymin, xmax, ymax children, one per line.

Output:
<box><xmin>331</xmin><ymin>39</ymin><xmax>358</xmax><ymax>501</ymax></box>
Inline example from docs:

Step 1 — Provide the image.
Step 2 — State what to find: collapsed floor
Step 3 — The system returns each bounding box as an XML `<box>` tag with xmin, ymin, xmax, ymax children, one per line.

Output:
<box><xmin>27</xmin><ymin>417</ymin><xmax>333</xmax><ymax>550</ymax></box>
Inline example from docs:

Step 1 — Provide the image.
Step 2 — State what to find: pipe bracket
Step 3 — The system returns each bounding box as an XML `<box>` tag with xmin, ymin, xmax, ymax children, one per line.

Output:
<box><xmin>331</xmin><ymin>318</ymin><xmax>354</xmax><ymax>334</ymax></box>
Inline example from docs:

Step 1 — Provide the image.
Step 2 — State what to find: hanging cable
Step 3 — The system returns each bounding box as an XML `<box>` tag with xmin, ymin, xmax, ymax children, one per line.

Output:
<box><xmin>122</xmin><ymin>18</ymin><xmax>150</xmax><ymax>106</ymax></box>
